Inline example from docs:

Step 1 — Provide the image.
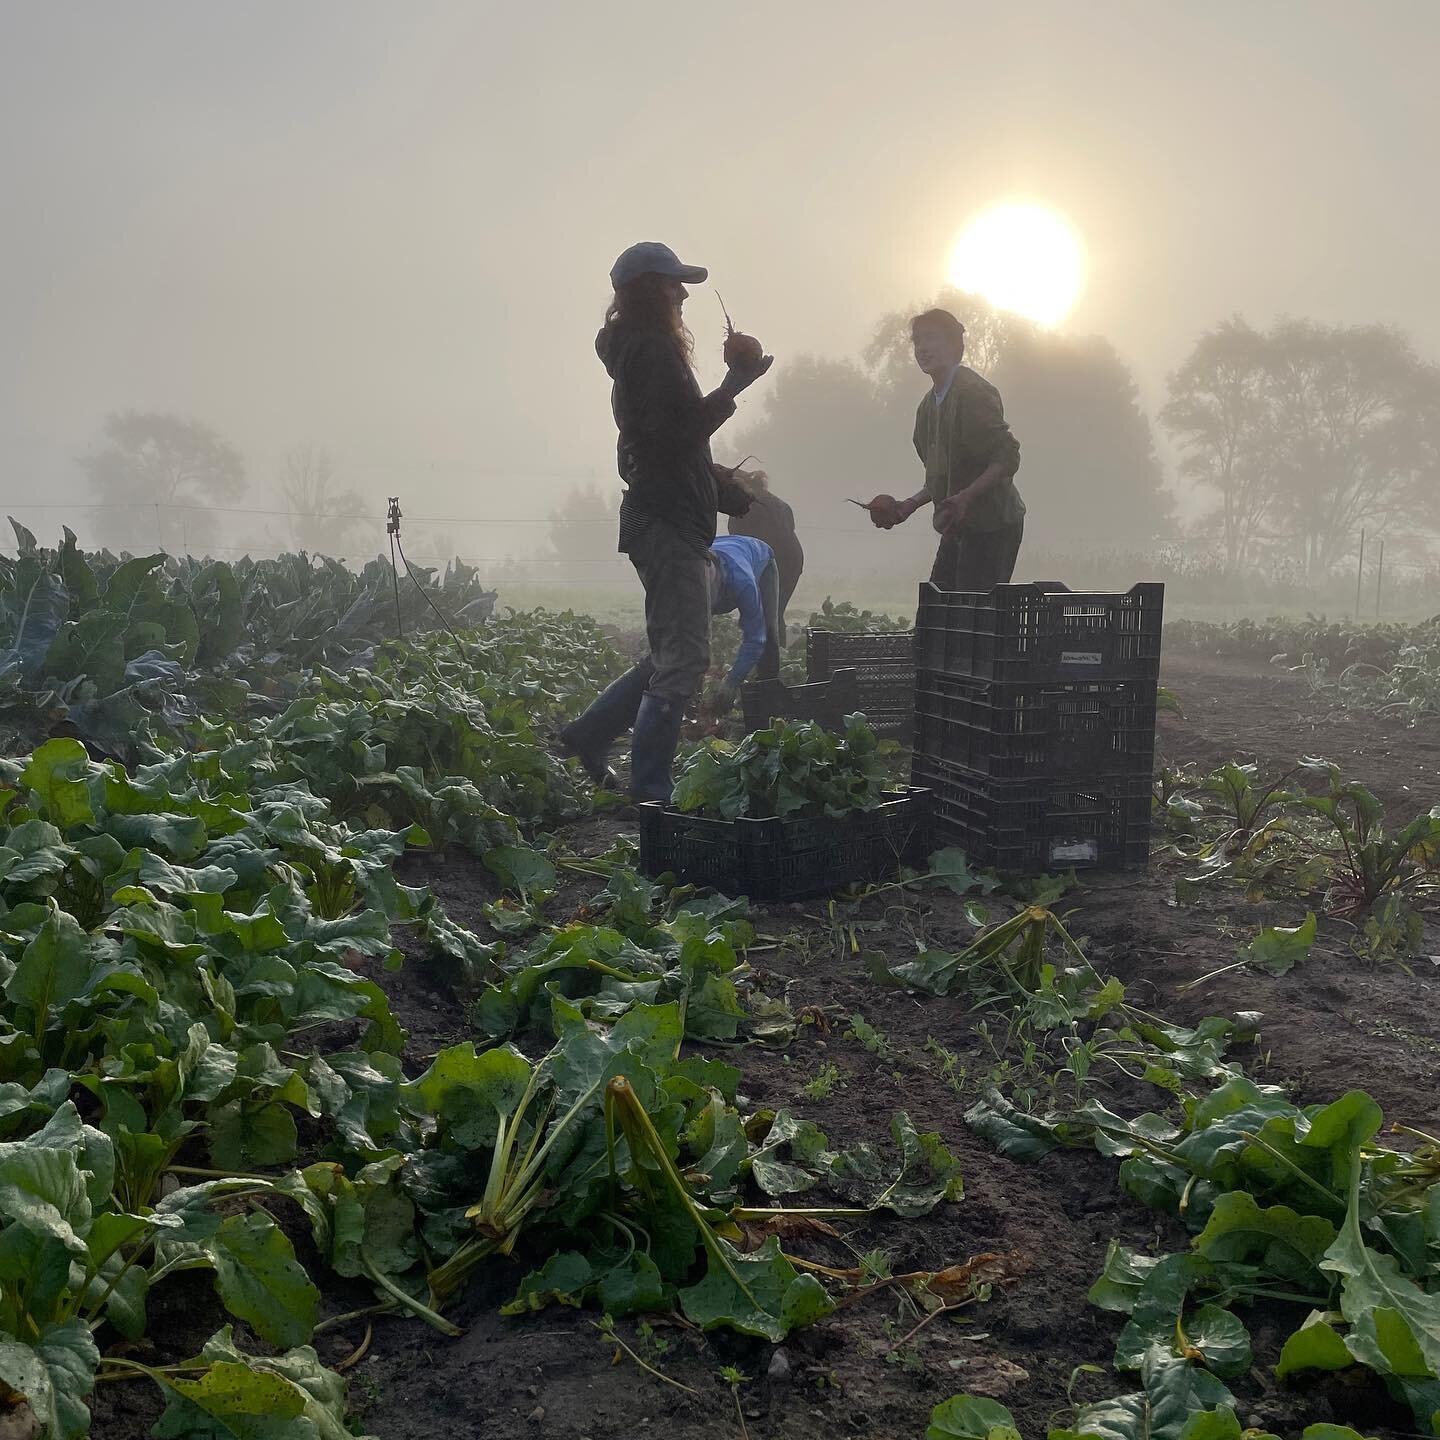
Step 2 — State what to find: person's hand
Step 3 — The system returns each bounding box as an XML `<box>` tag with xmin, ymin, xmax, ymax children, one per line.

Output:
<box><xmin>715</xmin><ymin>469</ymin><xmax>753</xmax><ymax>517</ymax></box>
<box><xmin>720</xmin><ymin>352</ymin><xmax>775</xmax><ymax>397</ymax></box>
<box><xmin>933</xmin><ymin>491</ymin><xmax>971</xmax><ymax>534</ymax></box>
<box><xmin>714</xmin><ymin>680</ymin><xmax>741</xmax><ymax>714</ymax></box>
<box><xmin>866</xmin><ymin>493</ymin><xmax>905</xmax><ymax>530</ymax></box>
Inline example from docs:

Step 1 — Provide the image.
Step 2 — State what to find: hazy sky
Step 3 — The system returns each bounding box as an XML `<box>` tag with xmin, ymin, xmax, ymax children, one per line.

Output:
<box><xmin>2</xmin><ymin>0</ymin><xmax>1437</xmax><ymax>555</ymax></box>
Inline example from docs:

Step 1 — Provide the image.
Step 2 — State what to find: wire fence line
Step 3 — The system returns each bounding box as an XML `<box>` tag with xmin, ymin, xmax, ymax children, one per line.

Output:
<box><xmin>0</xmin><ymin>496</ymin><xmax>1188</xmax><ymax>545</ymax></box>
<box><xmin>4</xmin><ymin>498</ymin><xmax>1438</xmax><ymax>597</ymax></box>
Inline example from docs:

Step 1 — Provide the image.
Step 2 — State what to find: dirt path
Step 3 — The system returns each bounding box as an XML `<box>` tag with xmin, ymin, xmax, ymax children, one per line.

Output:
<box><xmin>1159</xmin><ymin>651</ymin><xmax>1440</xmax><ymax>814</ymax></box>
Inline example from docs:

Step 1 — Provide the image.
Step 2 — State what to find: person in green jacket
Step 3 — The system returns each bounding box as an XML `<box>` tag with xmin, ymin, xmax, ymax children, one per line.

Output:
<box><xmin>868</xmin><ymin>308</ymin><xmax>1025</xmax><ymax>590</ymax></box>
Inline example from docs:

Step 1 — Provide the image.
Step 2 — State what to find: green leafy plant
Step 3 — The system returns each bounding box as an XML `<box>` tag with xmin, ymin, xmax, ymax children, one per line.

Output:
<box><xmin>798</xmin><ymin>597</ymin><xmax>908</xmax><ymax>636</ymax></box>
<box><xmin>844</xmin><ymin>1013</ymin><xmax>894</xmax><ymax>1059</ymax></box>
<box><xmin>672</xmin><ymin>714</ymin><xmax>893</xmax><ymax>820</ymax></box>
<box><xmin>1298</xmin><ymin>762</ymin><xmax>1440</xmax><ymax>919</ymax></box>
<box><xmin>802</xmin><ymin>1062</ymin><xmax>843</xmax><ymax>1101</ymax></box>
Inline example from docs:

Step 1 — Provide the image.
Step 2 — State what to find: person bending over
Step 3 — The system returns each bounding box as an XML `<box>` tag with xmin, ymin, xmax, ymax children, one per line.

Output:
<box><xmin>724</xmin><ymin>465</ymin><xmax>804</xmax><ymax>633</ymax></box>
<box><xmin>707</xmin><ymin>533</ymin><xmax>781</xmax><ymax>710</ymax></box>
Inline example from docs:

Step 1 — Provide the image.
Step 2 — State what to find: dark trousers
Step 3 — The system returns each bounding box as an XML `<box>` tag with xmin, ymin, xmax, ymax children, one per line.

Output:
<box><xmin>564</xmin><ymin>518</ymin><xmax>710</xmax><ymax>762</ymax></box>
<box><xmin>930</xmin><ymin>519</ymin><xmax>1024</xmax><ymax>592</ymax></box>
<box><xmin>757</xmin><ymin>558</ymin><xmax>782</xmax><ymax>679</ymax></box>
<box><xmin>627</xmin><ymin>519</ymin><xmax>712</xmax><ymax>705</ymax></box>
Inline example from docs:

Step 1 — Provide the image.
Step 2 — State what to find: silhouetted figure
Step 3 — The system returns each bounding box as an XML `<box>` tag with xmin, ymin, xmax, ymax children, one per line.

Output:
<box><xmin>724</xmin><ymin>466</ymin><xmax>804</xmax><ymax>633</ymax></box>
<box><xmin>868</xmin><ymin>308</ymin><xmax>1025</xmax><ymax>590</ymax></box>
<box><xmin>558</xmin><ymin>242</ymin><xmax>772</xmax><ymax>801</ymax></box>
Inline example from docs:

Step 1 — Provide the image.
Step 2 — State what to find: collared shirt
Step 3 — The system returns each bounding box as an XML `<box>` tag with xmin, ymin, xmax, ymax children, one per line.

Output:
<box><xmin>913</xmin><ymin>364</ymin><xmax>1025</xmax><ymax>531</ymax></box>
<box><xmin>932</xmin><ymin>362</ymin><xmax>963</xmax><ymax>407</ymax></box>
<box><xmin>709</xmin><ymin>534</ymin><xmax>774</xmax><ymax>686</ymax></box>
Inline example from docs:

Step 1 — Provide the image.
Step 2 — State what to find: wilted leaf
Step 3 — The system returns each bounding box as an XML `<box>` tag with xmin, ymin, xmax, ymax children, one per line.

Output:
<box><xmin>1239</xmin><ymin>912</ymin><xmax>1317</xmax><ymax>976</ymax></box>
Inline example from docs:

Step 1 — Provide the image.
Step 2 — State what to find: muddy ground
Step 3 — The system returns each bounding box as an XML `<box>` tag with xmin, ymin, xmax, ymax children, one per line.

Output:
<box><xmin>91</xmin><ymin>653</ymin><xmax>1440</xmax><ymax>1440</ymax></box>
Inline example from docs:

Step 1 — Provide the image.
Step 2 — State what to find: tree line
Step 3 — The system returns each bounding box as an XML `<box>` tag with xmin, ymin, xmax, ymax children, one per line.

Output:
<box><xmin>75</xmin><ymin>415</ymin><xmax>368</xmax><ymax>558</ymax></box>
<box><xmin>546</xmin><ymin>297</ymin><xmax>1439</xmax><ymax>580</ymax></box>
<box><xmin>67</xmin><ymin>299</ymin><xmax>1440</xmax><ymax>582</ymax></box>
<box><xmin>1162</xmin><ymin>317</ymin><xmax>1440</xmax><ymax>573</ymax></box>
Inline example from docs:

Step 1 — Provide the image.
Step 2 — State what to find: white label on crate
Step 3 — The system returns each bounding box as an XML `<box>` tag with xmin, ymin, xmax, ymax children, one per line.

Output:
<box><xmin>1051</xmin><ymin>838</ymin><xmax>1099</xmax><ymax>863</ymax></box>
<box><xmin>1061</xmin><ymin>650</ymin><xmax>1103</xmax><ymax>666</ymax></box>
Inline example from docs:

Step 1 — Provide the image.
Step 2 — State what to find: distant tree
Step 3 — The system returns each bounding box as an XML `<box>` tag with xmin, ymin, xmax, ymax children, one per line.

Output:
<box><xmin>278</xmin><ymin>444</ymin><xmax>369</xmax><ymax>556</ymax></box>
<box><xmin>1163</xmin><ymin>318</ymin><xmax>1440</xmax><ymax>574</ymax></box>
<box><xmin>79</xmin><ymin>412</ymin><xmax>246</xmax><ymax>556</ymax></box>
<box><xmin>1265</xmin><ymin>320</ymin><xmax>1440</xmax><ymax>573</ymax></box>
<box><xmin>727</xmin><ymin>356</ymin><xmax>900</xmax><ymax>518</ymax></box>
<box><xmin>990</xmin><ymin>331</ymin><xmax>1172</xmax><ymax>542</ymax></box>
<box><xmin>545</xmin><ymin>483</ymin><xmax>623</xmax><ymax>566</ymax></box>
<box><xmin>1159</xmin><ymin>318</ymin><xmax>1277</xmax><ymax>571</ymax></box>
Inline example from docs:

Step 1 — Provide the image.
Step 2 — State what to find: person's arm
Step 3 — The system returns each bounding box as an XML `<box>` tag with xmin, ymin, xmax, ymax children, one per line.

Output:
<box><xmin>714</xmin><ymin>464</ymin><xmax>753</xmax><ymax>517</ymax></box>
<box><xmin>723</xmin><ymin>572</ymin><xmax>769</xmax><ymax>691</ymax></box>
<box><xmin>626</xmin><ymin>336</ymin><xmax>734</xmax><ymax>454</ymax></box>
<box><xmin>627</xmin><ymin>339</ymin><xmax>772</xmax><ymax>458</ymax></box>
<box><xmin>895</xmin><ymin>489</ymin><xmax>933</xmax><ymax>521</ymax></box>
<box><xmin>932</xmin><ymin>462</ymin><xmax>1010</xmax><ymax>531</ymax></box>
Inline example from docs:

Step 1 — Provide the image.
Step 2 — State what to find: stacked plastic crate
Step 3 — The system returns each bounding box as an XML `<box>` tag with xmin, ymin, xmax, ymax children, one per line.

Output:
<box><xmin>804</xmin><ymin>630</ymin><xmax>916</xmax><ymax>743</ymax></box>
<box><xmin>909</xmin><ymin>581</ymin><xmax>1164</xmax><ymax>872</ymax></box>
<box><xmin>739</xmin><ymin>667</ymin><xmax>861</xmax><ymax>735</ymax></box>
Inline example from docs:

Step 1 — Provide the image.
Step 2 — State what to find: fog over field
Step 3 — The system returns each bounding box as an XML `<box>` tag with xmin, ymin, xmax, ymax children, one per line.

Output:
<box><xmin>3</xmin><ymin>1</ymin><xmax>1437</xmax><ymax>613</ymax></box>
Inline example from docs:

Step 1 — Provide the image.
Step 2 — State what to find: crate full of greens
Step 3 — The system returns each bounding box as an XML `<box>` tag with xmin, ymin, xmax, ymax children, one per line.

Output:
<box><xmin>639</xmin><ymin>715</ymin><xmax>930</xmax><ymax>900</ymax></box>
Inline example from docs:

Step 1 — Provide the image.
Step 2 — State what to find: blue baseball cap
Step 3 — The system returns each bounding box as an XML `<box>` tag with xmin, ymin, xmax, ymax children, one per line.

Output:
<box><xmin>609</xmin><ymin>241</ymin><xmax>708</xmax><ymax>290</ymax></box>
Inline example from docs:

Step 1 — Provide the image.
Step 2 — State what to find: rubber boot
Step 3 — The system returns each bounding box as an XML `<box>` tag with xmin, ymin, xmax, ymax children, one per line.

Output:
<box><xmin>629</xmin><ymin>691</ymin><xmax>685</xmax><ymax>805</ymax></box>
<box><xmin>558</xmin><ymin>660</ymin><xmax>653</xmax><ymax>787</ymax></box>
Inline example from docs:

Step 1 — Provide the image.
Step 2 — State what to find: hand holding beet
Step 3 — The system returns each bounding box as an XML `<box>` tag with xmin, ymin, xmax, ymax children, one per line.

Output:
<box><xmin>859</xmin><ymin>493</ymin><xmax>905</xmax><ymax>529</ymax></box>
<box><xmin>723</xmin><ymin>329</ymin><xmax>764</xmax><ymax>369</ymax></box>
<box><xmin>717</xmin><ymin>293</ymin><xmax>773</xmax><ymax>393</ymax></box>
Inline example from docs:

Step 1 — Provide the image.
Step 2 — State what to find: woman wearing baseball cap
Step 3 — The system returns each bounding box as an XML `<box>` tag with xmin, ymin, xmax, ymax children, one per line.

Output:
<box><xmin>559</xmin><ymin>243</ymin><xmax>773</xmax><ymax>803</ymax></box>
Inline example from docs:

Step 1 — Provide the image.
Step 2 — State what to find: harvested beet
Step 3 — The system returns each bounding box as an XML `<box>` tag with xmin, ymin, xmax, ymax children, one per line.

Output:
<box><xmin>861</xmin><ymin>493</ymin><xmax>904</xmax><ymax>527</ymax></box>
<box><xmin>717</xmin><ymin>292</ymin><xmax>764</xmax><ymax>370</ymax></box>
<box><xmin>723</xmin><ymin>330</ymin><xmax>764</xmax><ymax>367</ymax></box>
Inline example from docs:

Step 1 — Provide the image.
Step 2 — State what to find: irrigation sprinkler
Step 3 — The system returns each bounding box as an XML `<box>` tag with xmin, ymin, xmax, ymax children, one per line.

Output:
<box><xmin>387</xmin><ymin>496</ymin><xmax>405</xmax><ymax>639</ymax></box>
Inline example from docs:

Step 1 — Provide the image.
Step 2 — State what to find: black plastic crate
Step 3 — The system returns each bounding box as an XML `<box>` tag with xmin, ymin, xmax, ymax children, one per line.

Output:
<box><xmin>910</xmin><ymin>754</ymin><xmax>1151</xmax><ymax>873</ymax></box>
<box><xmin>863</xmin><ymin>712</ymin><xmax>914</xmax><ymax>745</ymax></box>
<box><xmin>915</xmin><ymin>581</ymin><xmax>1164</xmax><ymax>684</ymax></box>
<box><xmin>805</xmin><ymin>630</ymin><xmax>916</xmax><ymax>684</ymax></box>
<box><xmin>637</xmin><ymin>789</ymin><xmax>932</xmax><ymax>901</ymax></box>
<box><xmin>740</xmin><ymin>668</ymin><xmax>861</xmax><ymax>735</ymax></box>
<box><xmin>912</xmin><ymin>670</ymin><xmax>1157</xmax><ymax>781</ymax></box>
<box><xmin>805</xmin><ymin>630</ymin><xmax>916</xmax><ymax>744</ymax></box>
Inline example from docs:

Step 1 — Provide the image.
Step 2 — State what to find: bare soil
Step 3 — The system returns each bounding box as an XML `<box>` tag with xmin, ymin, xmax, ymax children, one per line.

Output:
<box><xmin>92</xmin><ymin>653</ymin><xmax>1440</xmax><ymax>1440</ymax></box>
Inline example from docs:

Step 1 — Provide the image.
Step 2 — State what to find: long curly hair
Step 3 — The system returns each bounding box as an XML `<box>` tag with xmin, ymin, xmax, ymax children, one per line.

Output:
<box><xmin>599</xmin><ymin>273</ymin><xmax>694</xmax><ymax>364</ymax></box>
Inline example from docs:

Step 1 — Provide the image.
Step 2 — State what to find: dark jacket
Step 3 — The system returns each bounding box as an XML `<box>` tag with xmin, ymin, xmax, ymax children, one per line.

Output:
<box><xmin>914</xmin><ymin>364</ymin><xmax>1025</xmax><ymax>532</ymax></box>
<box><xmin>596</xmin><ymin>324</ymin><xmax>742</xmax><ymax>554</ymax></box>
<box><xmin>727</xmin><ymin>490</ymin><xmax>804</xmax><ymax>609</ymax></box>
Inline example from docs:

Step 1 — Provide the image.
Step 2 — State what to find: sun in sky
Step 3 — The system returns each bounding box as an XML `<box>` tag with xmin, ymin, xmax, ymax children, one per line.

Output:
<box><xmin>946</xmin><ymin>202</ymin><xmax>1086</xmax><ymax>328</ymax></box>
